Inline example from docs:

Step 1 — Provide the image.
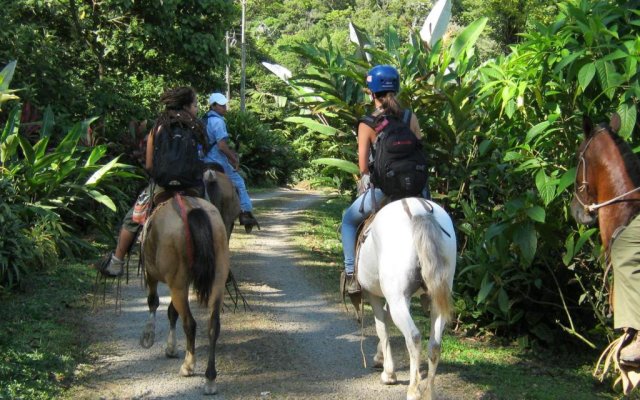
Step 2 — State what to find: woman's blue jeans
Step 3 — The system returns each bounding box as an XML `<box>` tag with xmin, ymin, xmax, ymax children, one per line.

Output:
<box><xmin>341</xmin><ymin>188</ymin><xmax>384</xmax><ymax>274</ymax></box>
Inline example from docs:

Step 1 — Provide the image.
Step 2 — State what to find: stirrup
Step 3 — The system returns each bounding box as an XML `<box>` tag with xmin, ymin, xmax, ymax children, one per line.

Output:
<box><xmin>98</xmin><ymin>253</ymin><xmax>124</xmax><ymax>277</ymax></box>
<box><xmin>340</xmin><ymin>272</ymin><xmax>362</xmax><ymax>322</ymax></box>
<box><xmin>240</xmin><ymin>212</ymin><xmax>260</xmax><ymax>233</ymax></box>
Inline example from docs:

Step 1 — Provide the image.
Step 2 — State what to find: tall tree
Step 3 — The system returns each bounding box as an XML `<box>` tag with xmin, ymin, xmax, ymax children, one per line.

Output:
<box><xmin>0</xmin><ymin>0</ymin><xmax>236</xmax><ymax>138</ymax></box>
<box><xmin>453</xmin><ymin>0</ymin><xmax>558</xmax><ymax>55</ymax></box>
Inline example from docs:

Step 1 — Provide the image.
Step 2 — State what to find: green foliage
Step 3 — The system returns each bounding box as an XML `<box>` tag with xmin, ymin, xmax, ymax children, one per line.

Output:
<box><xmin>453</xmin><ymin>0</ymin><xmax>560</xmax><ymax>56</ymax></box>
<box><xmin>0</xmin><ymin>62</ymin><xmax>138</xmax><ymax>290</ymax></box>
<box><xmin>0</xmin><ymin>178</ymin><xmax>52</xmax><ymax>290</ymax></box>
<box><xmin>0</xmin><ymin>262</ymin><xmax>94</xmax><ymax>399</ymax></box>
<box><xmin>1</xmin><ymin>0</ymin><xmax>236</xmax><ymax>141</ymax></box>
<box><xmin>224</xmin><ymin>109</ymin><xmax>301</xmax><ymax>185</ymax></box>
<box><xmin>282</xmin><ymin>15</ymin><xmax>488</xmax><ymax>191</ymax></box>
<box><xmin>280</xmin><ymin>0</ymin><xmax>640</xmax><ymax>348</ymax></box>
<box><xmin>462</xmin><ymin>0</ymin><xmax>640</xmax><ymax>343</ymax></box>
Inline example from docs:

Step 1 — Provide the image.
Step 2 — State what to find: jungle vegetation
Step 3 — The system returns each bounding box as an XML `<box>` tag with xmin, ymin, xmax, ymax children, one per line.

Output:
<box><xmin>1</xmin><ymin>0</ymin><xmax>639</xmax><ymax>357</ymax></box>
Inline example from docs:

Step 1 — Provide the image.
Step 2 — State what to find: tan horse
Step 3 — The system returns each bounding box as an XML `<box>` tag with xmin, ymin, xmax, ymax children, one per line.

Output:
<box><xmin>140</xmin><ymin>193</ymin><xmax>230</xmax><ymax>395</ymax></box>
<box><xmin>203</xmin><ymin>167</ymin><xmax>241</xmax><ymax>239</ymax></box>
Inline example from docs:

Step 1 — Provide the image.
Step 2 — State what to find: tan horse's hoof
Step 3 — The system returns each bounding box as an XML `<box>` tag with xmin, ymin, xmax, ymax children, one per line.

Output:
<box><xmin>407</xmin><ymin>382</ymin><xmax>424</xmax><ymax>400</ymax></box>
<box><xmin>165</xmin><ymin>347</ymin><xmax>179</xmax><ymax>358</ymax></box>
<box><xmin>140</xmin><ymin>329</ymin><xmax>155</xmax><ymax>349</ymax></box>
<box><xmin>180</xmin><ymin>363</ymin><xmax>194</xmax><ymax>377</ymax></box>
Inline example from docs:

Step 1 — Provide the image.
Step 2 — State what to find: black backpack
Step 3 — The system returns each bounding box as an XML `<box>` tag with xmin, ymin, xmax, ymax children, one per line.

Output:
<box><xmin>152</xmin><ymin>124</ymin><xmax>203</xmax><ymax>190</ymax></box>
<box><xmin>363</xmin><ymin>110</ymin><xmax>429</xmax><ymax>199</ymax></box>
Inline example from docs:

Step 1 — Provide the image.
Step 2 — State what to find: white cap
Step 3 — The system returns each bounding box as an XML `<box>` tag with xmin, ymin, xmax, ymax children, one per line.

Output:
<box><xmin>208</xmin><ymin>93</ymin><xmax>228</xmax><ymax>106</ymax></box>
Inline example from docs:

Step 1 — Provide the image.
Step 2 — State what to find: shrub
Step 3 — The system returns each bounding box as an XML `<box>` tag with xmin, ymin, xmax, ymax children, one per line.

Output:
<box><xmin>225</xmin><ymin>109</ymin><xmax>301</xmax><ymax>186</ymax></box>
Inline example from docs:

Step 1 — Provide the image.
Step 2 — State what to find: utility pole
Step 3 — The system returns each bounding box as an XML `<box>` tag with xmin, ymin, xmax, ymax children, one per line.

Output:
<box><xmin>240</xmin><ymin>0</ymin><xmax>246</xmax><ymax>112</ymax></box>
<box><xmin>225</xmin><ymin>31</ymin><xmax>231</xmax><ymax>100</ymax></box>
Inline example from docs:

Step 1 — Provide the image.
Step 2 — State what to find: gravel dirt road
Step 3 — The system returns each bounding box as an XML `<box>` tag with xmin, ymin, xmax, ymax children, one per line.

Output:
<box><xmin>68</xmin><ymin>188</ymin><xmax>471</xmax><ymax>400</ymax></box>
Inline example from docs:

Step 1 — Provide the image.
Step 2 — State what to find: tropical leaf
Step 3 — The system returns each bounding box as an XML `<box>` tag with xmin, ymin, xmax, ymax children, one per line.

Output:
<box><xmin>526</xmin><ymin>206</ymin><xmax>546</xmax><ymax>223</ymax></box>
<box><xmin>86</xmin><ymin>189</ymin><xmax>117</xmax><ymax>211</ymax></box>
<box><xmin>498</xmin><ymin>288</ymin><xmax>510</xmax><ymax>314</ymax></box>
<box><xmin>1</xmin><ymin>104</ymin><xmax>20</xmax><ymax>142</ymax></box>
<box><xmin>40</xmin><ymin>106</ymin><xmax>55</xmax><ymax>138</ymax></box>
<box><xmin>1</xmin><ymin>134</ymin><xmax>19</xmax><ymax>164</ymax></box>
<box><xmin>525</xmin><ymin>121</ymin><xmax>551</xmax><ymax>144</ymax></box>
<box><xmin>450</xmin><ymin>18</ymin><xmax>488</xmax><ymax>59</ymax></box>
<box><xmin>535</xmin><ymin>169</ymin><xmax>556</xmax><ymax>206</ymax></box>
<box><xmin>616</xmin><ymin>101</ymin><xmax>637</xmax><ymax>139</ymax></box>
<box><xmin>477</xmin><ymin>273</ymin><xmax>495</xmax><ymax>305</ymax></box>
<box><xmin>577</xmin><ymin>62</ymin><xmax>596</xmax><ymax>91</ymax></box>
<box><xmin>55</xmin><ymin>117</ymin><xmax>99</xmax><ymax>154</ymax></box>
<box><xmin>85</xmin><ymin>145</ymin><xmax>108</xmax><ymax>167</ymax></box>
<box><xmin>595</xmin><ymin>60</ymin><xmax>619</xmax><ymax>100</ymax></box>
<box><xmin>513</xmin><ymin>222</ymin><xmax>537</xmax><ymax>267</ymax></box>
<box><xmin>285</xmin><ymin>117</ymin><xmax>340</xmax><ymax>135</ymax></box>
<box><xmin>17</xmin><ymin>135</ymin><xmax>35</xmax><ymax>165</ymax></box>
<box><xmin>85</xmin><ymin>156</ymin><xmax>121</xmax><ymax>186</ymax></box>
<box><xmin>558</xmin><ymin>167</ymin><xmax>576</xmax><ymax>194</ymax></box>
<box><xmin>311</xmin><ymin>158</ymin><xmax>358</xmax><ymax>174</ymax></box>
<box><xmin>0</xmin><ymin>60</ymin><xmax>17</xmax><ymax>92</ymax></box>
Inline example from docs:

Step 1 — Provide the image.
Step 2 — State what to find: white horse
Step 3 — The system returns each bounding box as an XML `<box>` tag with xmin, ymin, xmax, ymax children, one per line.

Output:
<box><xmin>357</xmin><ymin>197</ymin><xmax>456</xmax><ymax>400</ymax></box>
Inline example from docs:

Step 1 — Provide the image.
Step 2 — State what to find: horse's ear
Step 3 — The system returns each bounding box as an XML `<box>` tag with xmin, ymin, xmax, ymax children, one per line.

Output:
<box><xmin>582</xmin><ymin>115</ymin><xmax>593</xmax><ymax>136</ymax></box>
<box><xmin>610</xmin><ymin>113</ymin><xmax>621</xmax><ymax>133</ymax></box>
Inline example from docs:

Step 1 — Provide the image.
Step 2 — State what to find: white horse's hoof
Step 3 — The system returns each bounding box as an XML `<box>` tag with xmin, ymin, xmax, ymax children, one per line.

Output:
<box><xmin>380</xmin><ymin>371</ymin><xmax>397</xmax><ymax>385</ymax></box>
<box><xmin>204</xmin><ymin>380</ymin><xmax>218</xmax><ymax>395</ymax></box>
<box><xmin>373</xmin><ymin>354</ymin><xmax>384</xmax><ymax>368</ymax></box>
<box><xmin>180</xmin><ymin>363</ymin><xmax>194</xmax><ymax>377</ymax></box>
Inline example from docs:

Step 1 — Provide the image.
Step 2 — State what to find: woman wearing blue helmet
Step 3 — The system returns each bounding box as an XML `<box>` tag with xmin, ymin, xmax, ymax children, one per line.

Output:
<box><xmin>341</xmin><ymin>65</ymin><xmax>424</xmax><ymax>295</ymax></box>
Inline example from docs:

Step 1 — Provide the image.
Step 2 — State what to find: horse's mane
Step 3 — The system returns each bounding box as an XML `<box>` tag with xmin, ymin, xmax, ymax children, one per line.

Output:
<box><xmin>606</xmin><ymin>125</ymin><xmax>640</xmax><ymax>188</ymax></box>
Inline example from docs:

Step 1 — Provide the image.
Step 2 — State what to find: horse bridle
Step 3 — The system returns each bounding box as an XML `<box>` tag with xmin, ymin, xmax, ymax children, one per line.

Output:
<box><xmin>574</xmin><ymin>127</ymin><xmax>640</xmax><ymax>214</ymax></box>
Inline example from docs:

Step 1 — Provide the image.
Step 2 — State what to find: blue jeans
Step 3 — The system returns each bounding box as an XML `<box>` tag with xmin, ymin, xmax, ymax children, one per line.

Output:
<box><xmin>341</xmin><ymin>188</ymin><xmax>384</xmax><ymax>274</ymax></box>
<box><xmin>219</xmin><ymin>160</ymin><xmax>253</xmax><ymax>212</ymax></box>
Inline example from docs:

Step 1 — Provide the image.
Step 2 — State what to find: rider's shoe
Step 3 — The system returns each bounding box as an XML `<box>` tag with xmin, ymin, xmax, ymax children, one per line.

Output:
<box><xmin>239</xmin><ymin>211</ymin><xmax>260</xmax><ymax>233</ymax></box>
<box><xmin>345</xmin><ymin>273</ymin><xmax>360</xmax><ymax>295</ymax></box>
<box><xmin>99</xmin><ymin>253</ymin><xmax>124</xmax><ymax>277</ymax></box>
<box><xmin>621</xmin><ymin>331</ymin><xmax>640</xmax><ymax>366</ymax></box>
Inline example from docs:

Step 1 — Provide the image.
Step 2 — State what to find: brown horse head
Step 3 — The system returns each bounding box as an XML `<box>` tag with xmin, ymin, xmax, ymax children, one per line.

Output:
<box><xmin>570</xmin><ymin>113</ymin><xmax>640</xmax><ymax>249</ymax></box>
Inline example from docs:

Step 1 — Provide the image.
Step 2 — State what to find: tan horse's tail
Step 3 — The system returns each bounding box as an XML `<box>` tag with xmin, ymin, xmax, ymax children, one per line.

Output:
<box><xmin>413</xmin><ymin>213</ymin><xmax>453</xmax><ymax>323</ymax></box>
<box><xmin>187</xmin><ymin>208</ymin><xmax>216</xmax><ymax>305</ymax></box>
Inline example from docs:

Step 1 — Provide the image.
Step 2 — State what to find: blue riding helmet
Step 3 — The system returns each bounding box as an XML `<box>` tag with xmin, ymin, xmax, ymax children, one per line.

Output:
<box><xmin>366</xmin><ymin>65</ymin><xmax>400</xmax><ymax>94</ymax></box>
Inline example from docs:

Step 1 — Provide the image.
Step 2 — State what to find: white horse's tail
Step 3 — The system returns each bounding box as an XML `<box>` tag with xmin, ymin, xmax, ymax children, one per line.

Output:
<box><xmin>413</xmin><ymin>213</ymin><xmax>453</xmax><ymax>323</ymax></box>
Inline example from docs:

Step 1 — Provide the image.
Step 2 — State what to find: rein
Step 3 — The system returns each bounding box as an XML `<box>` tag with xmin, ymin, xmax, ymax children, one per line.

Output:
<box><xmin>574</xmin><ymin>128</ymin><xmax>640</xmax><ymax>214</ymax></box>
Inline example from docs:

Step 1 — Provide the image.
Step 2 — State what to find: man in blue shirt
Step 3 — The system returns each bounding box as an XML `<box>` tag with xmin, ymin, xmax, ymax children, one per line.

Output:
<box><xmin>203</xmin><ymin>92</ymin><xmax>259</xmax><ymax>231</ymax></box>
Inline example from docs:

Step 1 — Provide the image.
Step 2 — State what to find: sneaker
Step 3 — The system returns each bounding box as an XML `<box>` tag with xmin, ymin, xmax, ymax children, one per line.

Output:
<box><xmin>345</xmin><ymin>273</ymin><xmax>360</xmax><ymax>294</ymax></box>
<box><xmin>99</xmin><ymin>253</ymin><xmax>124</xmax><ymax>277</ymax></box>
<box><xmin>620</xmin><ymin>332</ymin><xmax>640</xmax><ymax>366</ymax></box>
<box><xmin>239</xmin><ymin>211</ymin><xmax>260</xmax><ymax>233</ymax></box>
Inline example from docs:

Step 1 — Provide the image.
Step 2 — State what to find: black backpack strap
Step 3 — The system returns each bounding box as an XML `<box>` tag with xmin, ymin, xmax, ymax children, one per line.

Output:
<box><xmin>359</xmin><ymin>115</ymin><xmax>378</xmax><ymax>130</ymax></box>
<box><xmin>402</xmin><ymin>109</ymin><xmax>411</xmax><ymax>125</ymax></box>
